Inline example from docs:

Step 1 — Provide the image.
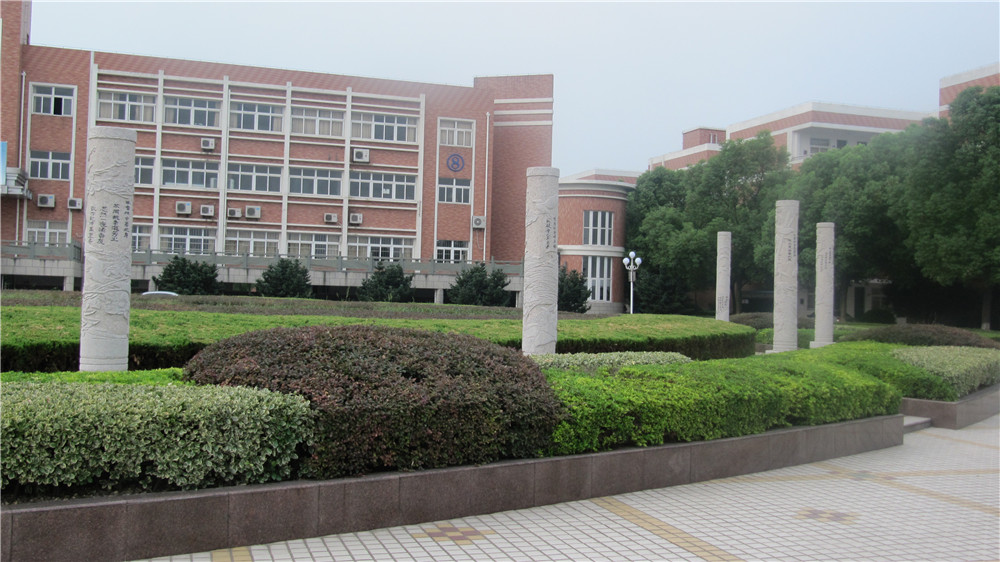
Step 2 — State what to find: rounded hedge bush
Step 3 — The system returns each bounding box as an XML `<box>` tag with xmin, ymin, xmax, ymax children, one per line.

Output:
<box><xmin>184</xmin><ymin>325</ymin><xmax>565</xmax><ymax>478</ymax></box>
<box><xmin>839</xmin><ymin>324</ymin><xmax>1000</xmax><ymax>349</ymax></box>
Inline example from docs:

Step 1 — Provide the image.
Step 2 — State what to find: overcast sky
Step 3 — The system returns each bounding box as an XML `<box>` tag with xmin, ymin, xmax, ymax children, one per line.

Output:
<box><xmin>27</xmin><ymin>1</ymin><xmax>1000</xmax><ymax>175</ymax></box>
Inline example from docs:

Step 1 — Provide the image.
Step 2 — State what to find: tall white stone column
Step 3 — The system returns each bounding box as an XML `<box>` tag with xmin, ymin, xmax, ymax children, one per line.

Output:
<box><xmin>810</xmin><ymin>222</ymin><xmax>835</xmax><ymax>348</ymax></box>
<box><xmin>770</xmin><ymin>200</ymin><xmax>799</xmax><ymax>353</ymax></box>
<box><xmin>715</xmin><ymin>231</ymin><xmax>731</xmax><ymax>322</ymax></box>
<box><xmin>522</xmin><ymin>167</ymin><xmax>559</xmax><ymax>355</ymax></box>
<box><xmin>80</xmin><ymin>127</ymin><xmax>136</xmax><ymax>371</ymax></box>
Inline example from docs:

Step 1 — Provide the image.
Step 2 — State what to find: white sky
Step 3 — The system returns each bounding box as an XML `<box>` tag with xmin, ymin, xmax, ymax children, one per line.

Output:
<box><xmin>27</xmin><ymin>1</ymin><xmax>1000</xmax><ymax>176</ymax></box>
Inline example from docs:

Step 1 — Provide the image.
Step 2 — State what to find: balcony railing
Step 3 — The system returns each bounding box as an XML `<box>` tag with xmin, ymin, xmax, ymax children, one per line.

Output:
<box><xmin>1</xmin><ymin>240</ymin><xmax>83</xmax><ymax>261</ymax></box>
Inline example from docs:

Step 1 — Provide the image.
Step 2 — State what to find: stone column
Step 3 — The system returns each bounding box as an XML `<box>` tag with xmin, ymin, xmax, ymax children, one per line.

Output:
<box><xmin>80</xmin><ymin>127</ymin><xmax>136</xmax><ymax>371</ymax></box>
<box><xmin>770</xmin><ymin>200</ymin><xmax>799</xmax><ymax>353</ymax></box>
<box><xmin>715</xmin><ymin>231</ymin><xmax>731</xmax><ymax>322</ymax></box>
<box><xmin>522</xmin><ymin>167</ymin><xmax>559</xmax><ymax>355</ymax></box>
<box><xmin>810</xmin><ymin>222</ymin><xmax>835</xmax><ymax>348</ymax></box>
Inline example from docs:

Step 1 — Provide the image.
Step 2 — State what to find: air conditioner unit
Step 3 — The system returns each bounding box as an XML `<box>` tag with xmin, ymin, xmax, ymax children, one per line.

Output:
<box><xmin>351</xmin><ymin>148</ymin><xmax>370</xmax><ymax>163</ymax></box>
<box><xmin>36</xmin><ymin>194</ymin><xmax>55</xmax><ymax>208</ymax></box>
<box><xmin>324</xmin><ymin>213</ymin><xmax>339</xmax><ymax>224</ymax></box>
<box><xmin>200</xmin><ymin>204</ymin><xmax>215</xmax><ymax>217</ymax></box>
<box><xmin>67</xmin><ymin>197</ymin><xmax>84</xmax><ymax>210</ymax></box>
<box><xmin>472</xmin><ymin>215</ymin><xmax>486</xmax><ymax>229</ymax></box>
<box><xmin>348</xmin><ymin>212</ymin><xmax>363</xmax><ymax>225</ymax></box>
<box><xmin>227</xmin><ymin>208</ymin><xmax>242</xmax><ymax>218</ymax></box>
<box><xmin>245</xmin><ymin>206</ymin><xmax>261</xmax><ymax>219</ymax></box>
<box><xmin>200</xmin><ymin>138</ymin><xmax>216</xmax><ymax>151</ymax></box>
<box><xmin>176</xmin><ymin>201</ymin><xmax>192</xmax><ymax>214</ymax></box>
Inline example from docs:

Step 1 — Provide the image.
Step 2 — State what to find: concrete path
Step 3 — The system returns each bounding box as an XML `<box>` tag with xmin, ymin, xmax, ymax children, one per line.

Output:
<box><xmin>136</xmin><ymin>415</ymin><xmax>999</xmax><ymax>562</ymax></box>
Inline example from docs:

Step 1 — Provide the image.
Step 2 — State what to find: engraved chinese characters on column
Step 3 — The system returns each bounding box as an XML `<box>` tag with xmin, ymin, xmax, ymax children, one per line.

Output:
<box><xmin>716</xmin><ymin>231</ymin><xmax>731</xmax><ymax>322</ymax></box>
<box><xmin>80</xmin><ymin>127</ymin><xmax>136</xmax><ymax>371</ymax></box>
<box><xmin>771</xmin><ymin>200</ymin><xmax>799</xmax><ymax>353</ymax></box>
<box><xmin>811</xmin><ymin>222</ymin><xmax>835</xmax><ymax>348</ymax></box>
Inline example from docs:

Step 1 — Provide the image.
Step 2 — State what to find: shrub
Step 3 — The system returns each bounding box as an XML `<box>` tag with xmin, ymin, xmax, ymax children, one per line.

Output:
<box><xmin>1</xmin><ymin>383</ymin><xmax>313</xmax><ymax>499</ymax></box>
<box><xmin>891</xmin><ymin>346</ymin><xmax>1000</xmax><ymax>398</ymax></box>
<box><xmin>256</xmin><ymin>258</ymin><xmax>312</xmax><ymax>298</ymax></box>
<box><xmin>857</xmin><ymin>308</ymin><xmax>896</xmax><ymax>324</ymax></box>
<box><xmin>839</xmin><ymin>324</ymin><xmax>1000</xmax><ymax>349</ymax></box>
<box><xmin>152</xmin><ymin>256</ymin><xmax>222</xmax><ymax>295</ymax></box>
<box><xmin>0</xmin><ymin>368</ymin><xmax>186</xmax><ymax>386</ymax></box>
<box><xmin>531</xmin><ymin>351</ymin><xmax>691</xmax><ymax>374</ymax></box>
<box><xmin>448</xmin><ymin>263</ymin><xmax>512</xmax><ymax>307</ymax></box>
<box><xmin>730</xmin><ymin>312</ymin><xmax>814</xmax><ymax>330</ymax></box>
<box><xmin>184</xmin><ymin>325</ymin><xmax>565</xmax><ymax>478</ymax></box>
<box><xmin>558</xmin><ymin>265</ymin><xmax>591</xmax><ymax>313</ymax></box>
<box><xmin>358</xmin><ymin>263</ymin><xmax>414</xmax><ymax>302</ymax></box>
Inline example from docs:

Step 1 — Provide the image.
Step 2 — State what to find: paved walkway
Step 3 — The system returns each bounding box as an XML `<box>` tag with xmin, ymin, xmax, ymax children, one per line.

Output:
<box><xmin>138</xmin><ymin>415</ymin><xmax>999</xmax><ymax>562</ymax></box>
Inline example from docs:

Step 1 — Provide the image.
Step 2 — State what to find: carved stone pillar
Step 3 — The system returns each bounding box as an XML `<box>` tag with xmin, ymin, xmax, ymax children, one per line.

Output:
<box><xmin>811</xmin><ymin>222</ymin><xmax>835</xmax><ymax>348</ymax></box>
<box><xmin>771</xmin><ymin>200</ymin><xmax>799</xmax><ymax>353</ymax></box>
<box><xmin>522</xmin><ymin>167</ymin><xmax>559</xmax><ymax>355</ymax></box>
<box><xmin>716</xmin><ymin>231</ymin><xmax>731</xmax><ymax>322</ymax></box>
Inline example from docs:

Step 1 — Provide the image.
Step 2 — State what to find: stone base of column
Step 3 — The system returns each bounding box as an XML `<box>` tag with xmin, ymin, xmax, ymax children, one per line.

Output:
<box><xmin>809</xmin><ymin>340</ymin><xmax>833</xmax><ymax>349</ymax></box>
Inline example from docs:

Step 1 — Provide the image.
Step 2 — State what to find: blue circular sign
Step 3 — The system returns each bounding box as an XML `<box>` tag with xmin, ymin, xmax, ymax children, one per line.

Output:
<box><xmin>446</xmin><ymin>154</ymin><xmax>465</xmax><ymax>172</ymax></box>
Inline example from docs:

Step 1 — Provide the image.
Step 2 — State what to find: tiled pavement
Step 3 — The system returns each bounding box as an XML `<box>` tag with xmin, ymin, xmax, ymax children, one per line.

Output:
<box><xmin>138</xmin><ymin>415</ymin><xmax>999</xmax><ymax>562</ymax></box>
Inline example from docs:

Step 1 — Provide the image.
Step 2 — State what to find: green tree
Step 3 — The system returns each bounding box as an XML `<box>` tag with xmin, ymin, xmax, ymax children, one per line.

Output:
<box><xmin>448</xmin><ymin>263</ymin><xmax>512</xmax><ymax>307</ymax></box>
<box><xmin>358</xmin><ymin>262</ymin><xmax>415</xmax><ymax>302</ymax></box>
<box><xmin>151</xmin><ymin>256</ymin><xmax>222</xmax><ymax>295</ymax></box>
<box><xmin>558</xmin><ymin>264</ymin><xmax>591</xmax><ymax>313</ymax></box>
<box><xmin>255</xmin><ymin>258</ymin><xmax>312</xmax><ymax>298</ymax></box>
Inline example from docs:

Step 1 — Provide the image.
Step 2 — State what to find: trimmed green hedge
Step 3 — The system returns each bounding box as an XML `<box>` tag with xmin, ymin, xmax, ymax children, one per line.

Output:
<box><xmin>531</xmin><ymin>351</ymin><xmax>691</xmax><ymax>373</ymax></box>
<box><xmin>891</xmin><ymin>346</ymin><xmax>1000</xmax><ymax>398</ymax></box>
<box><xmin>839</xmin><ymin>324</ymin><xmax>1000</xmax><ymax>349</ymax></box>
<box><xmin>1</xmin><ymin>383</ymin><xmax>313</xmax><ymax>499</ymax></box>
<box><xmin>1</xmin><ymin>306</ymin><xmax>755</xmax><ymax>372</ymax></box>
<box><xmin>0</xmin><ymin>368</ymin><xmax>186</xmax><ymax>385</ymax></box>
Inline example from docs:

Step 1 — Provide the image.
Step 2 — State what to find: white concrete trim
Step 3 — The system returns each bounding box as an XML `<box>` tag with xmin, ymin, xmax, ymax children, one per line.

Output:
<box><xmin>559</xmin><ymin>169</ymin><xmax>642</xmax><ymax>182</ymax></box>
<box><xmin>493</xmin><ymin>121</ymin><xmax>553</xmax><ymax>127</ymax></box>
<box><xmin>557</xmin><ymin>245</ymin><xmax>625</xmax><ymax>257</ymax></box>
<box><xmin>494</xmin><ymin>97</ymin><xmax>553</xmax><ymax>104</ymax></box>
<box><xmin>939</xmin><ymin>62</ymin><xmax>1000</xmax><ymax>88</ymax></box>
<box><xmin>493</xmin><ymin>109</ymin><xmax>553</xmax><ymax>116</ymax></box>
<box><xmin>727</xmin><ymin>102</ymin><xmax>930</xmax><ymax>136</ymax></box>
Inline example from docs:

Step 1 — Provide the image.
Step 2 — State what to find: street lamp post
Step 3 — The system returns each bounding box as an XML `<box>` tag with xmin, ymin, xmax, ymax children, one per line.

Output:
<box><xmin>622</xmin><ymin>251</ymin><xmax>642</xmax><ymax>314</ymax></box>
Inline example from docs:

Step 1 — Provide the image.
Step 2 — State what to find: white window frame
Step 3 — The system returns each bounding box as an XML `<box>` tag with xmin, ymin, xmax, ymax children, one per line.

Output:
<box><xmin>583</xmin><ymin>210</ymin><xmax>613</xmax><ymax>246</ymax></box>
<box><xmin>132</xmin><ymin>224</ymin><xmax>152</xmax><ymax>252</ymax></box>
<box><xmin>435</xmin><ymin>240</ymin><xmax>469</xmax><ymax>263</ymax></box>
<box><xmin>582</xmin><ymin>255</ymin><xmax>612</xmax><ymax>302</ymax></box>
<box><xmin>291</xmin><ymin>107</ymin><xmax>344</xmax><ymax>137</ymax></box>
<box><xmin>97</xmin><ymin>90</ymin><xmax>156</xmax><ymax>123</ymax></box>
<box><xmin>349</xmin><ymin>171</ymin><xmax>416</xmax><ymax>201</ymax></box>
<box><xmin>287</xmin><ymin>232</ymin><xmax>340</xmax><ymax>259</ymax></box>
<box><xmin>229</xmin><ymin>102</ymin><xmax>283</xmax><ymax>132</ymax></box>
<box><xmin>29</xmin><ymin>151</ymin><xmax>71</xmax><ymax>180</ymax></box>
<box><xmin>26</xmin><ymin>220</ymin><xmax>69</xmax><ymax>245</ymax></box>
<box><xmin>440</xmin><ymin>119</ymin><xmax>473</xmax><ymax>147</ymax></box>
<box><xmin>228</xmin><ymin>163</ymin><xmax>282</xmax><ymax>192</ymax></box>
<box><xmin>289</xmin><ymin>167</ymin><xmax>341</xmax><ymax>196</ymax></box>
<box><xmin>437</xmin><ymin>177</ymin><xmax>471</xmax><ymax>204</ymax></box>
<box><xmin>810</xmin><ymin>138</ymin><xmax>831</xmax><ymax>155</ymax></box>
<box><xmin>225</xmin><ymin>229</ymin><xmax>279</xmax><ymax>257</ymax></box>
<box><xmin>162</xmin><ymin>159</ymin><xmax>220</xmax><ymax>188</ymax></box>
<box><xmin>347</xmin><ymin>235</ymin><xmax>413</xmax><ymax>261</ymax></box>
<box><xmin>135</xmin><ymin>156</ymin><xmax>155</xmax><ymax>185</ymax></box>
<box><xmin>159</xmin><ymin>226</ymin><xmax>216</xmax><ymax>255</ymax></box>
<box><xmin>164</xmin><ymin>96</ymin><xmax>220</xmax><ymax>128</ymax></box>
<box><xmin>351</xmin><ymin>112</ymin><xmax>417</xmax><ymax>143</ymax></box>
<box><xmin>32</xmin><ymin>85</ymin><xmax>74</xmax><ymax>116</ymax></box>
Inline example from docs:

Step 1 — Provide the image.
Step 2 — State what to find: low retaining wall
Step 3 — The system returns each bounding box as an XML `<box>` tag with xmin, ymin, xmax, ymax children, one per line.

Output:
<box><xmin>901</xmin><ymin>383</ymin><xmax>1000</xmax><ymax>430</ymax></box>
<box><xmin>1</xmin><ymin>414</ymin><xmax>902</xmax><ymax>562</ymax></box>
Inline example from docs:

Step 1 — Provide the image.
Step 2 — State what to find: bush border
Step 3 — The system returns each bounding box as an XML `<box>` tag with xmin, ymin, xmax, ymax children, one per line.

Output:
<box><xmin>900</xmin><ymin>383</ymin><xmax>1000</xmax><ymax>429</ymax></box>
<box><xmin>0</xmin><ymin>414</ymin><xmax>902</xmax><ymax>561</ymax></box>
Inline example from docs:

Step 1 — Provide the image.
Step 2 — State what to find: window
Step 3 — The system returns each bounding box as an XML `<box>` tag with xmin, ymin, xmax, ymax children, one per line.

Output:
<box><xmin>228</xmin><ymin>163</ymin><xmax>281</xmax><ymax>192</ymax></box>
<box><xmin>582</xmin><ymin>255</ymin><xmax>612</xmax><ymax>302</ymax></box>
<box><xmin>225</xmin><ymin>229</ymin><xmax>279</xmax><ymax>256</ymax></box>
<box><xmin>291</xmin><ymin>107</ymin><xmax>344</xmax><ymax>137</ymax></box>
<box><xmin>440</xmin><ymin>119</ymin><xmax>473</xmax><ymax>147</ymax></box>
<box><xmin>438</xmin><ymin>178</ymin><xmax>471</xmax><ymax>204</ymax></box>
<box><xmin>26</xmin><ymin>220</ymin><xmax>68</xmax><ymax>245</ymax></box>
<box><xmin>98</xmin><ymin>91</ymin><xmax>156</xmax><ymax>122</ymax></box>
<box><xmin>135</xmin><ymin>157</ymin><xmax>155</xmax><ymax>185</ymax></box>
<box><xmin>29</xmin><ymin>151</ymin><xmax>71</xmax><ymax>180</ymax></box>
<box><xmin>349</xmin><ymin>171</ymin><xmax>416</xmax><ymax>201</ymax></box>
<box><xmin>230</xmin><ymin>102</ymin><xmax>283</xmax><ymax>132</ymax></box>
<box><xmin>583</xmin><ymin>211</ymin><xmax>613</xmax><ymax>246</ymax></box>
<box><xmin>809</xmin><ymin>138</ymin><xmax>831</xmax><ymax>155</ymax></box>
<box><xmin>162</xmin><ymin>159</ymin><xmax>220</xmax><ymax>188</ymax></box>
<box><xmin>287</xmin><ymin>232</ymin><xmax>340</xmax><ymax>259</ymax></box>
<box><xmin>132</xmin><ymin>224</ymin><xmax>152</xmax><ymax>252</ymax></box>
<box><xmin>351</xmin><ymin>113</ymin><xmax>417</xmax><ymax>142</ymax></box>
<box><xmin>436</xmin><ymin>240</ymin><xmax>469</xmax><ymax>263</ymax></box>
<box><xmin>836</xmin><ymin>139</ymin><xmax>848</xmax><ymax>149</ymax></box>
<box><xmin>32</xmin><ymin>85</ymin><xmax>74</xmax><ymax>116</ymax></box>
<box><xmin>709</xmin><ymin>132</ymin><xmax>719</xmax><ymax>144</ymax></box>
<box><xmin>347</xmin><ymin>235</ymin><xmax>413</xmax><ymax>261</ymax></box>
<box><xmin>290</xmin><ymin>168</ymin><xmax>341</xmax><ymax>196</ymax></box>
<box><xmin>164</xmin><ymin>96</ymin><xmax>220</xmax><ymax>127</ymax></box>
<box><xmin>159</xmin><ymin>226</ymin><xmax>216</xmax><ymax>254</ymax></box>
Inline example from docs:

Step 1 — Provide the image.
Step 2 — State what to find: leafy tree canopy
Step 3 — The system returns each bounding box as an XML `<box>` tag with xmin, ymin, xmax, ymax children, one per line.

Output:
<box><xmin>358</xmin><ymin>262</ymin><xmax>415</xmax><ymax>302</ymax></box>
<box><xmin>255</xmin><ymin>258</ymin><xmax>312</xmax><ymax>298</ymax></box>
<box><xmin>152</xmin><ymin>256</ymin><xmax>222</xmax><ymax>295</ymax></box>
<box><xmin>448</xmin><ymin>263</ymin><xmax>512</xmax><ymax>307</ymax></box>
<box><xmin>558</xmin><ymin>265</ymin><xmax>591</xmax><ymax>313</ymax></box>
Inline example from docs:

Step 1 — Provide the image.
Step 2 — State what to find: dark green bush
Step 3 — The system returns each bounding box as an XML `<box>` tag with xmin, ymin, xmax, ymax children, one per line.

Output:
<box><xmin>448</xmin><ymin>263</ymin><xmax>512</xmax><ymax>307</ymax></box>
<box><xmin>857</xmin><ymin>308</ymin><xmax>896</xmax><ymax>324</ymax></box>
<box><xmin>359</xmin><ymin>263</ymin><xmax>414</xmax><ymax>302</ymax></box>
<box><xmin>558</xmin><ymin>265</ymin><xmax>591</xmax><ymax>313</ymax></box>
<box><xmin>0</xmin><ymin>368</ymin><xmax>186</xmax><ymax>385</ymax></box>
<box><xmin>184</xmin><ymin>325</ymin><xmax>565</xmax><ymax>478</ymax></box>
<box><xmin>1</xmin><ymin>383</ymin><xmax>312</xmax><ymax>499</ymax></box>
<box><xmin>730</xmin><ymin>312</ymin><xmax>814</xmax><ymax>330</ymax></box>
<box><xmin>256</xmin><ymin>258</ymin><xmax>312</xmax><ymax>298</ymax></box>
<box><xmin>152</xmin><ymin>256</ymin><xmax>222</xmax><ymax>295</ymax></box>
<box><xmin>839</xmin><ymin>324</ymin><xmax>1000</xmax><ymax>349</ymax></box>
